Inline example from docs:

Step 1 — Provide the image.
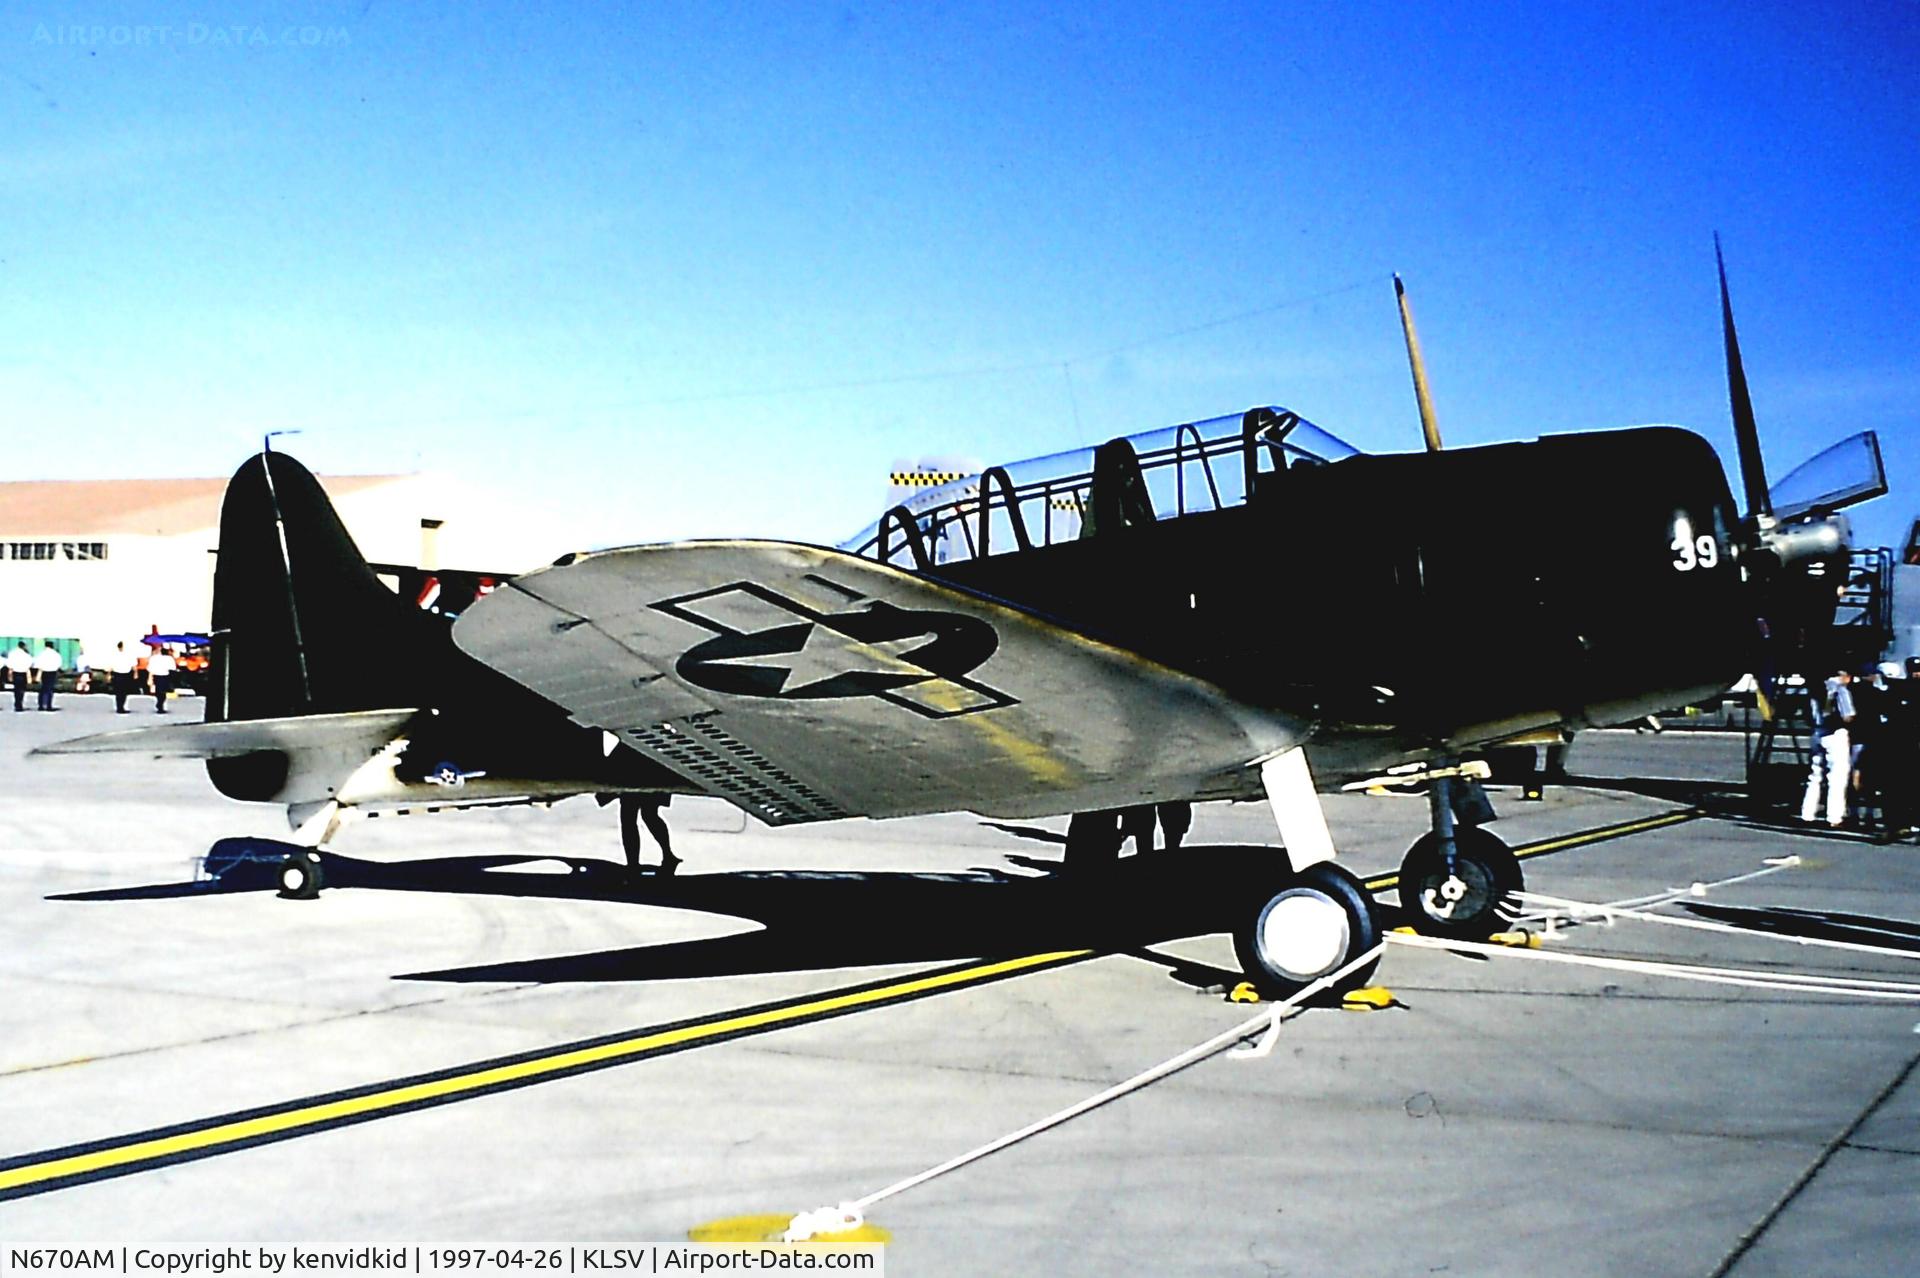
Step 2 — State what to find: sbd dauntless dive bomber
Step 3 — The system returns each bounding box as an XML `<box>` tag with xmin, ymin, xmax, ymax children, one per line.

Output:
<box><xmin>44</xmin><ymin>254</ymin><xmax>1881</xmax><ymax>997</ymax></box>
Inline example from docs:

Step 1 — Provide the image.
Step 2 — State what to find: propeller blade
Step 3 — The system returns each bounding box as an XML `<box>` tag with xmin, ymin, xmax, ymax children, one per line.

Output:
<box><xmin>1716</xmin><ymin>234</ymin><xmax>1772</xmax><ymax>521</ymax></box>
<box><xmin>1395</xmin><ymin>274</ymin><xmax>1444</xmax><ymax>453</ymax></box>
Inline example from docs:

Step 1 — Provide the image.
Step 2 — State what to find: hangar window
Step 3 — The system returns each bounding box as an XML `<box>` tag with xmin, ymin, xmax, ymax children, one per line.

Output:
<box><xmin>7</xmin><ymin>541</ymin><xmax>56</xmax><ymax>561</ymax></box>
<box><xmin>61</xmin><ymin>542</ymin><xmax>108</xmax><ymax>561</ymax></box>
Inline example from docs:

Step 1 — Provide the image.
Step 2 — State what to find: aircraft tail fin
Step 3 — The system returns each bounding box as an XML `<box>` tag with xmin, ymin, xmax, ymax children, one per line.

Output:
<box><xmin>207</xmin><ymin>452</ymin><xmax>439</xmax><ymax>727</ymax></box>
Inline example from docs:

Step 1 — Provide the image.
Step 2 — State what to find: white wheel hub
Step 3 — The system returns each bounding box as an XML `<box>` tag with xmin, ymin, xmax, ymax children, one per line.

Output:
<box><xmin>1257</xmin><ymin>889</ymin><xmax>1351</xmax><ymax>980</ymax></box>
<box><xmin>1421</xmin><ymin>873</ymin><xmax>1474</xmax><ymax>920</ymax></box>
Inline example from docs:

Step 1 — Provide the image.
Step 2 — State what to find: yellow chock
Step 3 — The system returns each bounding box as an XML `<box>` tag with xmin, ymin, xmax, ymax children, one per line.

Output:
<box><xmin>1341</xmin><ymin>986</ymin><xmax>1401</xmax><ymax>1012</ymax></box>
<box><xmin>1228</xmin><ymin>982</ymin><xmax>1263</xmax><ymax>1004</ymax></box>
<box><xmin>1364</xmin><ymin>786</ymin><xmax>1391</xmax><ymax>796</ymax></box>
<box><xmin>1489</xmin><ymin>930</ymin><xmax>1542</xmax><ymax>949</ymax></box>
<box><xmin>1390</xmin><ymin>925</ymin><xmax>1418</xmax><ymax>935</ymax></box>
<box><xmin>690</xmin><ymin>1214</ymin><xmax>890</xmax><ymax>1244</ymax></box>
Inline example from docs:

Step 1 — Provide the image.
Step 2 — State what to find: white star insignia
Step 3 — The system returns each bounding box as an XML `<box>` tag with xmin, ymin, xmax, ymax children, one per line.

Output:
<box><xmin>703</xmin><ymin>623</ymin><xmax>933</xmax><ymax>694</ymax></box>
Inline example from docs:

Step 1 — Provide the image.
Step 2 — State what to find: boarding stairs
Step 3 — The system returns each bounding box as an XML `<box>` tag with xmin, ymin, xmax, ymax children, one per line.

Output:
<box><xmin>1744</xmin><ymin>547</ymin><xmax>1895</xmax><ymax>803</ymax></box>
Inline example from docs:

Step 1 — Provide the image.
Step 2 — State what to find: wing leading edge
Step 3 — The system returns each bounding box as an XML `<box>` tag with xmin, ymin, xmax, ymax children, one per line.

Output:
<box><xmin>452</xmin><ymin>540</ymin><xmax>1303</xmax><ymax>825</ymax></box>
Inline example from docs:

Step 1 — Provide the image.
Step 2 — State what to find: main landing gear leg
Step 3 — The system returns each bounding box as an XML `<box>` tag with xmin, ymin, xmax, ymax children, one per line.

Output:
<box><xmin>1232</xmin><ymin>748</ymin><xmax>1383</xmax><ymax>998</ymax></box>
<box><xmin>1396</xmin><ymin>763</ymin><xmax>1521</xmax><ymax>939</ymax></box>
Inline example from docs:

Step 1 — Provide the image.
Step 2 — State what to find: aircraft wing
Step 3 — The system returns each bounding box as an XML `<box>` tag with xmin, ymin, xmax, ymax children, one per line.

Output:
<box><xmin>452</xmin><ymin>540</ymin><xmax>1304</xmax><ymax>825</ymax></box>
<box><xmin>34</xmin><ymin>708</ymin><xmax>422</xmax><ymax>759</ymax></box>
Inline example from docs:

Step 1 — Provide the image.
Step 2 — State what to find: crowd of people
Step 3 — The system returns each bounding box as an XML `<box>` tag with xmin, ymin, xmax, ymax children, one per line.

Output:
<box><xmin>5</xmin><ymin>640</ymin><xmax>186</xmax><ymax>714</ymax></box>
<box><xmin>1802</xmin><ymin>657</ymin><xmax>1920</xmax><ymax>839</ymax></box>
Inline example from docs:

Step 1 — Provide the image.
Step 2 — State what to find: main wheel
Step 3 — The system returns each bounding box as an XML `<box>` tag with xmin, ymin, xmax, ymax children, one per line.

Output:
<box><xmin>277</xmin><ymin>850</ymin><xmax>325</xmax><ymax>900</ymax></box>
<box><xmin>1396</xmin><ymin>827</ymin><xmax>1521</xmax><ymax>940</ymax></box>
<box><xmin>1233</xmin><ymin>862</ymin><xmax>1382</xmax><ymax>998</ymax></box>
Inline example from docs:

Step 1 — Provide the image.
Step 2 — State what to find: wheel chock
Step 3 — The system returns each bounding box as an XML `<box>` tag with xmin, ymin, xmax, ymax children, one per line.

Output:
<box><xmin>1341</xmin><ymin>986</ymin><xmax>1403</xmax><ymax>1012</ymax></box>
<box><xmin>1489</xmin><ymin>930</ymin><xmax>1542</xmax><ymax>949</ymax></box>
<box><xmin>1229</xmin><ymin>982</ymin><xmax>1263</xmax><ymax>1004</ymax></box>
<box><xmin>690</xmin><ymin>1213</ymin><xmax>889</xmax><ymax>1244</ymax></box>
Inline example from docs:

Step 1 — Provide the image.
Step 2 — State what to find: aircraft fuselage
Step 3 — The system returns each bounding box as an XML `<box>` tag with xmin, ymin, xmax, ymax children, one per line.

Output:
<box><xmin>926</xmin><ymin>426</ymin><xmax>1748</xmax><ymax>773</ymax></box>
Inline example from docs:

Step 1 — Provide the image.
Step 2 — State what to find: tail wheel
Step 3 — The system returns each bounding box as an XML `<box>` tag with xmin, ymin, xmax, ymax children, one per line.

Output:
<box><xmin>278</xmin><ymin>850</ymin><xmax>324</xmax><ymax>900</ymax></box>
<box><xmin>1397</xmin><ymin>827</ymin><xmax>1521</xmax><ymax>940</ymax></box>
<box><xmin>1233</xmin><ymin>862</ymin><xmax>1382</xmax><ymax>999</ymax></box>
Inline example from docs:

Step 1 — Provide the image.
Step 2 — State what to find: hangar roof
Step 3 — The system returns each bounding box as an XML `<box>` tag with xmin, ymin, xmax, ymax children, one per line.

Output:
<box><xmin>0</xmin><ymin>474</ymin><xmax>406</xmax><ymax>537</ymax></box>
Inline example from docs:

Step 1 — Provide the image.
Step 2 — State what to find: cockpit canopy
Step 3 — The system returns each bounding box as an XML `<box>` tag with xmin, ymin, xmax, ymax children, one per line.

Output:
<box><xmin>843</xmin><ymin>407</ymin><xmax>1361</xmax><ymax>570</ymax></box>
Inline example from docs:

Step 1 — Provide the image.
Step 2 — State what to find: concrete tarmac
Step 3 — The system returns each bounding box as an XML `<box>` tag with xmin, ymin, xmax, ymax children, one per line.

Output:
<box><xmin>4</xmin><ymin>694</ymin><xmax>1918</xmax><ymax>1275</ymax></box>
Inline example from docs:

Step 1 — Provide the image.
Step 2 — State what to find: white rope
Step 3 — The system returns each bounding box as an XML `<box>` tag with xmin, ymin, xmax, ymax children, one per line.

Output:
<box><xmin>1387</xmin><ymin>931</ymin><xmax>1920</xmax><ymax>1000</ymax></box>
<box><xmin>1514</xmin><ymin>887</ymin><xmax>1920</xmax><ymax>965</ymax></box>
<box><xmin>781</xmin><ymin>857</ymin><xmax>1900</xmax><ymax>1242</ymax></box>
<box><xmin>1508</xmin><ymin>855</ymin><xmax>1920</xmax><ymax>966</ymax></box>
<box><xmin>1510</xmin><ymin>857</ymin><xmax>1800</xmax><ymax>927</ymax></box>
<box><xmin>782</xmin><ymin>943</ymin><xmax>1387</xmax><ymax>1241</ymax></box>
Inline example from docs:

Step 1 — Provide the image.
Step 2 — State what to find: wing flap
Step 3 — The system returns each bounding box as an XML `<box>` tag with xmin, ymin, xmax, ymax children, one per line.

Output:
<box><xmin>454</xmin><ymin>541</ymin><xmax>1300</xmax><ymax>824</ymax></box>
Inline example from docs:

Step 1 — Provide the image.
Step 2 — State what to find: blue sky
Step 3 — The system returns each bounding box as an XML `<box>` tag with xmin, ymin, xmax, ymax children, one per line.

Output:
<box><xmin>2</xmin><ymin>2</ymin><xmax>1914</xmax><ymax>554</ymax></box>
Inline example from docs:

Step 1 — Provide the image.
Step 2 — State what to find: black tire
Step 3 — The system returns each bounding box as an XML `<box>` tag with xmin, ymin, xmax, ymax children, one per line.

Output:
<box><xmin>277</xmin><ymin>850</ymin><xmax>324</xmax><ymax>900</ymax></box>
<box><xmin>1233</xmin><ymin>862</ymin><xmax>1383</xmax><ymax>999</ymax></box>
<box><xmin>1396</xmin><ymin>827</ymin><xmax>1522</xmax><ymax>940</ymax></box>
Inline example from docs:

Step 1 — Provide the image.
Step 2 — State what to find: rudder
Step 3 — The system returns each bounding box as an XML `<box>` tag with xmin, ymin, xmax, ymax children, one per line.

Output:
<box><xmin>206</xmin><ymin>452</ymin><xmax>436</xmax><ymax>726</ymax></box>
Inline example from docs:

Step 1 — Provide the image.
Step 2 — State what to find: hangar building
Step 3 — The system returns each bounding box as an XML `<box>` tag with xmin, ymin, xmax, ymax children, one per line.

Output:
<box><xmin>0</xmin><ymin>469</ymin><xmax>546</xmax><ymax>666</ymax></box>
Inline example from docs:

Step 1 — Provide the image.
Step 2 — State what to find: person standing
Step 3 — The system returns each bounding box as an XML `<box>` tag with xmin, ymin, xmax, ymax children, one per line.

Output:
<box><xmin>1849</xmin><ymin>664</ymin><xmax>1895</xmax><ymax>830</ymax></box>
<box><xmin>109</xmin><ymin>642</ymin><xmax>138</xmax><ymax>713</ymax></box>
<box><xmin>617</xmin><ymin>792</ymin><xmax>679</xmax><ymax>877</ymax></box>
<box><xmin>147</xmin><ymin>645</ymin><xmax>177</xmax><ymax>713</ymax></box>
<box><xmin>7</xmin><ymin>643</ymin><xmax>32</xmax><ymax>712</ymax></box>
<box><xmin>34</xmin><ymin>642</ymin><xmax>62</xmax><ymax>711</ymax></box>
<box><xmin>1876</xmin><ymin>664</ymin><xmax>1917</xmax><ymax>841</ymax></box>
<box><xmin>73</xmin><ymin>647</ymin><xmax>91</xmax><ymax>694</ymax></box>
<box><xmin>1801</xmin><ymin>668</ymin><xmax>1855</xmax><ymax>828</ymax></box>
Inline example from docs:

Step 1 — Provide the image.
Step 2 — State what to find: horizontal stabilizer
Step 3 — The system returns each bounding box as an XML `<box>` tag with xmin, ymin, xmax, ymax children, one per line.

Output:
<box><xmin>34</xmin><ymin>708</ymin><xmax>422</xmax><ymax>760</ymax></box>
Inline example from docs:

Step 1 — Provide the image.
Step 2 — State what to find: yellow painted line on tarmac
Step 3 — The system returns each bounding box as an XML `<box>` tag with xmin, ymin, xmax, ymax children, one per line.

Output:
<box><xmin>1</xmin><ymin>1056</ymin><xmax>98</xmax><ymax>1077</ymax></box>
<box><xmin>1363</xmin><ymin>808</ymin><xmax>1703</xmax><ymax>892</ymax></box>
<box><xmin>0</xmin><ymin>949</ymin><xmax>1090</xmax><ymax>1200</ymax></box>
<box><xmin>2</xmin><ymin>807</ymin><xmax>1706</xmax><ymax>1199</ymax></box>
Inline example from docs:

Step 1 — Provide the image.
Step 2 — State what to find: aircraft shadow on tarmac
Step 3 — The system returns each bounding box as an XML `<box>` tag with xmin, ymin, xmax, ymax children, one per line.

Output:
<box><xmin>1545</xmin><ymin>771</ymin><xmax>1737</xmax><ymax>807</ymax></box>
<box><xmin>49</xmin><ymin>838</ymin><xmax>1300</xmax><ymax>987</ymax></box>
<box><xmin>1545</xmin><ymin>771</ymin><xmax>1917</xmax><ymax>845</ymax></box>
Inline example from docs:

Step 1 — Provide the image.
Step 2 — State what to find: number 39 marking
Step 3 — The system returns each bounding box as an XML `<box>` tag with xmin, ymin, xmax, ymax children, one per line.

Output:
<box><xmin>1672</xmin><ymin>533</ymin><xmax>1719</xmax><ymax>572</ymax></box>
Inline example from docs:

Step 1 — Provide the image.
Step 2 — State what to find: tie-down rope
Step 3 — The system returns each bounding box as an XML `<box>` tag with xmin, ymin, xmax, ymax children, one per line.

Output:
<box><xmin>1396</xmin><ymin>857</ymin><xmax>1920</xmax><ymax>999</ymax></box>
<box><xmin>781</xmin><ymin>943</ymin><xmax>1387</xmax><ymax>1241</ymax></box>
<box><xmin>1388</xmin><ymin>929</ymin><xmax>1920</xmax><ymax>1000</ymax></box>
<box><xmin>785</xmin><ymin>858</ymin><xmax>1913</xmax><ymax>1240</ymax></box>
<box><xmin>1521</xmin><ymin>855</ymin><xmax>1801</xmax><ymax>919</ymax></box>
